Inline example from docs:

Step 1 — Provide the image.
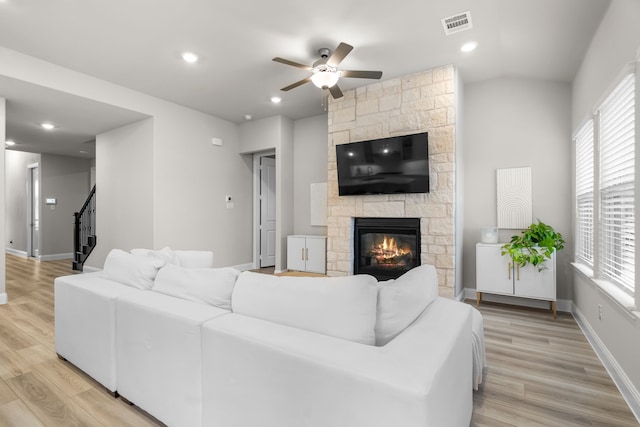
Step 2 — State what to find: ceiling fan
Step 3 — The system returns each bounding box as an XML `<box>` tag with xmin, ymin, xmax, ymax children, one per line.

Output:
<box><xmin>273</xmin><ymin>42</ymin><xmax>383</xmax><ymax>99</ymax></box>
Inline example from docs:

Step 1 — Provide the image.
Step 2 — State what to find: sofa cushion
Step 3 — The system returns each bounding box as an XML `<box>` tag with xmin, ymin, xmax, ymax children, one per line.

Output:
<box><xmin>152</xmin><ymin>264</ymin><xmax>239</xmax><ymax>310</ymax></box>
<box><xmin>375</xmin><ymin>264</ymin><xmax>439</xmax><ymax>346</ymax></box>
<box><xmin>130</xmin><ymin>248</ymin><xmax>214</xmax><ymax>268</ymax></box>
<box><xmin>103</xmin><ymin>249</ymin><xmax>164</xmax><ymax>290</ymax></box>
<box><xmin>232</xmin><ymin>272</ymin><xmax>378</xmax><ymax>345</ymax></box>
<box><xmin>131</xmin><ymin>246</ymin><xmax>180</xmax><ymax>266</ymax></box>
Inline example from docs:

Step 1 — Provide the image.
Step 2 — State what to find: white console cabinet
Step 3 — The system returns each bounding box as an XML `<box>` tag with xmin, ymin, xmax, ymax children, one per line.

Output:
<box><xmin>476</xmin><ymin>243</ymin><xmax>557</xmax><ymax>318</ymax></box>
<box><xmin>287</xmin><ymin>235</ymin><xmax>327</xmax><ymax>274</ymax></box>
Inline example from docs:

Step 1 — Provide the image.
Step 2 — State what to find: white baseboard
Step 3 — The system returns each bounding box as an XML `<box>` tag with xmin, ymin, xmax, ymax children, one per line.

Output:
<box><xmin>39</xmin><ymin>253</ymin><xmax>73</xmax><ymax>261</ymax></box>
<box><xmin>0</xmin><ymin>293</ymin><xmax>7</xmax><ymax>305</ymax></box>
<box><xmin>462</xmin><ymin>288</ymin><xmax>572</xmax><ymax>313</ymax></box>
<box><xmin>6</xmin><ymin>248</ymin><xmax>28</xmax><ymax>258</ymax></box>
<box><xmin>573</xmin><ymin>306</ymin><xmax>640</xmax><ymax>422</ymax></box>
<box><xmin>5</xmin><ymin>249</ymin><xmax>73</xmax><ymax>262</ymax></box>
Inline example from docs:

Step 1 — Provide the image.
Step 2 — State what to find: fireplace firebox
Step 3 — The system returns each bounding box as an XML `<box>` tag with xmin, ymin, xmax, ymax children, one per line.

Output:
<box><xmin>353</xmin><ymin>217</ymin><xmax>420</xmax><ymax>280</ymax></box>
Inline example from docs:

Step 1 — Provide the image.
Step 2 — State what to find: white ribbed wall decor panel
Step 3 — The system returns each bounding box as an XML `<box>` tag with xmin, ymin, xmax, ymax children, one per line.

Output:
<box><xmin>497</xmin><ymin>167</ymin><xmax>532</xmax><ymax>229</ymax></box>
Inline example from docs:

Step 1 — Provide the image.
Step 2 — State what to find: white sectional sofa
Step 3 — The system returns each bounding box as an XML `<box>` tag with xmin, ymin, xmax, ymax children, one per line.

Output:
<box><xmin>54</xmin><ymin>248</ymin><xmax>480</xmax><ymax>427</ymax></box>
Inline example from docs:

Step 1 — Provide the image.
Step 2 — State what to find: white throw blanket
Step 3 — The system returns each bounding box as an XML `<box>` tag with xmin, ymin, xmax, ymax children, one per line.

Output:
<box><xmin>471</xmin><ymin>307</ymin><xmax>487</xmax><ymax>390</ymax></box>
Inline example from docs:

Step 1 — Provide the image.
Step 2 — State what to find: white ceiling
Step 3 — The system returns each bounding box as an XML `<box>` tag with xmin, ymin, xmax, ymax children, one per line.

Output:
<box><xmin>0</xmin><ymin>0</ymin><xmax>610</xmax><ymax>158</ymax></box>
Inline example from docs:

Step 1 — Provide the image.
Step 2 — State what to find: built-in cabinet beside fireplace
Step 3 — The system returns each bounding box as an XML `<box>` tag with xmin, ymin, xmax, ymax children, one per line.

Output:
<box><xmin>287</xmin><ymin>235</ymin><xmax>327</xmax><ymax>274</ymax></box>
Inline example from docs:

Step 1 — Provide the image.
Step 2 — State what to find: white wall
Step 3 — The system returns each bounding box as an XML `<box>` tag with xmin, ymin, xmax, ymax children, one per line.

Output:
<box><xmin>0</xmin><ymin>47</ymin><xmax>256</xmax><ymax>272</ymax></box>
<box><xmin>455</xmin><ymin>70</ymin><xmax>465</xmax><ymax>297</ymax></box>
<box><xmin>571</xmin><ymin>0</ymin><xmax>640</xmax><ymax>409</ymax></box>
<box><xmin>5</xmin><ymin>150</ymin><xmax>40</xmax><ymax>253</ymax></box>
<box><xmin>572</xmin><ymin>0</ymin><xmax>640</xmax><ymax>129</ymax></box>
<box><xmin>462</xmin><ymin>77</ymin><xmax>572</xmax><ymax>300</ymax></box>
<box><xmin>293</xmin><ymin>114</ymin><xmax>328</xmax><ymax>236</ymax></box>
<box><xmin>277</xmin><ymin>116</ymin><xmax>294</xmax><ymax>271</ymax></box>
<box><xmin>152</xmin><ymin>109</ymin><xmax>253</xmax><ymax>267</ymax></box>
<box><xmin>239</xmin><ymin>115</ymin><xmax>295</xmax><ymax>272</ymax></box>
<box><xmin>40</xmin><ymin>153</ymin><xmax>92</xmax><ymax>258</ymax></box>
<box><xmin>90</xmin><ymin>118</ymin><xmax>154</xmax><ymax>267</ymax></box>
<box><xmin>0</xmin><ymin>98</ymin><xmax>6</xmax><ymax>303</ymax></box>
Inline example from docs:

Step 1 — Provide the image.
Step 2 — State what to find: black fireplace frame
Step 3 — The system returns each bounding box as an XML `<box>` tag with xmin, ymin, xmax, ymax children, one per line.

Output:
<box><xmin>353</xmin><ymin>217</ymin><xmax>421</xmax><ymax>280</ymax></box>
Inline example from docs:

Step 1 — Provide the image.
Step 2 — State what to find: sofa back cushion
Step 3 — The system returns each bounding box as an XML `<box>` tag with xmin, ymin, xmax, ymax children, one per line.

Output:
<box><xmin>232</xmin><ymin>272</ymin><xmax>378</xmax><ymax>345</ymax></box>
<box><xmin>152</xmin><ymin>264</ymin><xmax>239</xmax><ymax>310</ymax></box>
<box><xmin>130</xmin><ymin>248</ymin><xmax>214</xmax><ymax>268</ymax></box>
<box><xmin>375</xmin><ymin>264</ymin><xmax>439</xmax><ymax>346</ymax></box>
<box><xmin>103</xmin><ymin>249</ymin><xmax>164</xmax><ymax>290</ymax></box>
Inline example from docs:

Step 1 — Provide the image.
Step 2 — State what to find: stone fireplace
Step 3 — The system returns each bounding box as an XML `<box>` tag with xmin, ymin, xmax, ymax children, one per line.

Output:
<box><xmin>326</xmin><ymin>65</ymin><xmax>457</xmax><ymax>297</ymax></box>
<box><xmin>353</xmin><ymin>217</ymin><xmax>420</xmax><ymax>280</ymax></box>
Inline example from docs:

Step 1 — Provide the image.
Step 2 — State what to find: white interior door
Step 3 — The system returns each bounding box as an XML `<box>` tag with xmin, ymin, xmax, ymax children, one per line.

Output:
<box><xmin>27</xmin><ymin>164</ymin><xmax>40</xmax><ymax>258</ymax></box>
<box><xmin>260</xmin><ymin>156</ymin><xmax>276</xmax><ymax>267</ymax></box>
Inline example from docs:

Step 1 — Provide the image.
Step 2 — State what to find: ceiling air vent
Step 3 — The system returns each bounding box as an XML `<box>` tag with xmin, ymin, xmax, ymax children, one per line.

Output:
<box><xmin>441</xmin><ymin>11</ymin><xmax>473</xmax><ymax>35</ymax></box>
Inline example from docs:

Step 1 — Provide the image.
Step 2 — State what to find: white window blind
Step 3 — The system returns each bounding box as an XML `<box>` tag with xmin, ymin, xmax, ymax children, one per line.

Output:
<box><xmin>598</xmin><ymin>73</ymin><xmax>635</xmax><ymax>293</ymax></box>
<box><xmin>575</xmin><ymin>120</ymin><xmax>594</xmax><ymax>266</ymax></box>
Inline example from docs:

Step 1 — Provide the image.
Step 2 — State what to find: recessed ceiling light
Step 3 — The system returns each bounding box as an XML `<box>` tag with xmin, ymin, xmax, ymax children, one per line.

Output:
<box><xmin>182</xmin><ymin>52</ymin><xmax>199</xmax><ymax>63</ymax></box>
<box><xmin>461</xmin><ymin>41</ymin><xmax>478</xmax><ymax>53</ymax></box>
<box><xmin>270</xmin><ymin>96</ymin><xmax>282</xmax><ymax>104</ymax></box>
<box><xmin>5</xmin><ymin>140</ymin><xmax>15</xmax><ymax>146</ymax></box>
<box><xmin>41</xmin><ymin>122</ymin><xmax>55</xmax><ymax>130</ymax></box>
<box><xmin>244</xmin><ymin>114</ymin><xmax>253</xmax><ymax>121</ymax></box>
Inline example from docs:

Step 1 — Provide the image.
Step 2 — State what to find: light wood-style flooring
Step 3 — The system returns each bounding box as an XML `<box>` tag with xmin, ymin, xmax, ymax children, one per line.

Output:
<box><xmin>0</xmin><ymin>254</ymin><xmax>637</xmax><ymax>426</ymax></box>
<box><xmin>471</xmin><ymin>302</ymin><xmax>638</xmax><ymax>426</ymax></box>
<box><xmin>0</xmin><ymin>254</ymin><xmax>163</xmax><ymax>427</ymax></box>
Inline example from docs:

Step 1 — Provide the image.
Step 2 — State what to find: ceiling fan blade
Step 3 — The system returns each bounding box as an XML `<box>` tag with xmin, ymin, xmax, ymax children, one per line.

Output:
<box><xmin>272</xmin><ymin>57</ymin><xmax>312</xmax><ymax>71</ymax></box>
<box><xmin>328</xmin><ymin>84</ymin><xmax>343</xmax><ymax>99</ymax></box>
<box><xmin>281</xmin><ymin>77</ymin><xmax>312</xmax><ymax>91</ymax></box>
<box><xmin>342</xmin><ymin>70</ymin><xmax>383</xmax><ymax>79</ymax></box>
<box><xmin>326</xmin><ymin>42</ymin><xmax>353</xmax><ymax>67</ymax></box>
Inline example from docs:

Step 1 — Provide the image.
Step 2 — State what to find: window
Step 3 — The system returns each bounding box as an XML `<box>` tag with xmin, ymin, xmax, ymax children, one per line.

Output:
<box><xmin>574</xmin><ymin>71</ymin><xmax>635</xmax><ymax>294</ymax></box>
<box><xmin>599</xmin><ymin>74</ymin><xmax>635</xmax><ymax>293</ymax></box>
<box><xmin>575</xmin><ymin>120</ymin><xmax>594</xmax><ymax>266</ymax></box>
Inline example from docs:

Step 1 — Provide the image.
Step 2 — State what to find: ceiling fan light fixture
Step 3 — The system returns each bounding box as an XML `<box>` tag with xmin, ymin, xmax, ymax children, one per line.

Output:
<box><xmin>461</xmin><ymin>41</ymin><xmax>478</xmax><ymax>53</ymax></box>
<box><xmin>182</xmin><ymin>52</ymin><xmax>199</xmax><ymax>63</ymax></box>
<box><xmin>311</xmin><ymin>65</ymin><xmax>340</xmax><ymax>89</ymax></box>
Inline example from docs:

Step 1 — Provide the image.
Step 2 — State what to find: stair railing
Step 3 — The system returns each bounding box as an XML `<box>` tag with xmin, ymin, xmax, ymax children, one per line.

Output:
<box><xmin>73</xmin><ymin>185</ymin><xmax>96</xmax><ymax>271</ymax></box>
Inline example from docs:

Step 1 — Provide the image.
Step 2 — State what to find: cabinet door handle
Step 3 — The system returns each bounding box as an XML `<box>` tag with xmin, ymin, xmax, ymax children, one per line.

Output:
<box><xmin>516</xmin><ymin>263</ymin><xmax>520</xmax><ymax>281</ymax></box>
<box><xmin>305</xmin><ymin>248</ymin><xmax>309</xmax><ymax>261</ymax></box>
<box><xmin>301</xmin><ymin>248</ymin><xmax>304</xmax><ymax>261</ymax></box>
<box><xmin>508</xmin><ymin>262</ymin><xmax>511</xmax><ymax>280</ymax></box>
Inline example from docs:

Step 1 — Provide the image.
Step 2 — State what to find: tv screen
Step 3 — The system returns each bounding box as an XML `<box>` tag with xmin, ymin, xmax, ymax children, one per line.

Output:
<box><xmin>335</xmin><ymin>132</ymin><xmax>429</xmax><ymax>196</ymax></box>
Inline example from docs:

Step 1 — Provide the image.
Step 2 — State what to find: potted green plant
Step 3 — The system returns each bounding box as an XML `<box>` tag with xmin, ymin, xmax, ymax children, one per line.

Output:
<box><xmin>501</xmin><ymin>220</ymin><xmax>565</xmax><ymax>271</ymax></box>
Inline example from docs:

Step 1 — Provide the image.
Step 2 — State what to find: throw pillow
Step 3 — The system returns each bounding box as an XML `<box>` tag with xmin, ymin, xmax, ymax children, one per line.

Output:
<box><xmin>152</xmin><ymin>264</ymin><xmax>240</xmax><ymax>310</ymax></box>
<box><xmin>232</xmin><ymin>271</ymin><xmax>378</xmax><ymax>345</ymax></box>
<box><xmin>375</xmin><ymin>264</ymin><xmax>439</xmax><ymax>346</ymax></box>
<box><xmin>103</xmin><ymin>248</ymin><xmax>165</xmax><ymax>290</ymax></box>
<box><xmin>131</xmin><ymin>247</ymin><xmax>181</xmax><ymax>267</ymax></box>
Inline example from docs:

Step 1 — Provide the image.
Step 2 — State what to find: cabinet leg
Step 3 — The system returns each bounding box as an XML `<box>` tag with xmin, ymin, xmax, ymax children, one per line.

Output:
<box><xmin>476</xmin><ymin>292</ymin><xmax>482</xmax><ymax>307</ymax></box>
<box><xmin>551</xmin><ymin>301</ymin><xmax>557</xmax><ymax>319</ymax></box>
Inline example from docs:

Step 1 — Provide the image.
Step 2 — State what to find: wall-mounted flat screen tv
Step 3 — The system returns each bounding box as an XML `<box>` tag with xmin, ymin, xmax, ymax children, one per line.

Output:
<box><xmin>335</xmin><ymin>132</ymin><xmax>429</xmax><ymax>196</ymax></box>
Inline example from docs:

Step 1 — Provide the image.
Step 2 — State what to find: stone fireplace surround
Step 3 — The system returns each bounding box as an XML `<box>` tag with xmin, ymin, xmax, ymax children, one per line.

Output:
<box><xmin>326</xmin><ymin>66</ymin><xmax>456</xmax><ymax>298</ymax></box>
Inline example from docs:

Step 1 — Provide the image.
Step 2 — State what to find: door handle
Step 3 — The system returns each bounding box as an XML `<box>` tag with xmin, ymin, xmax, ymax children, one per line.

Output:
<box><xmin>508</xmin><ymin>262</ymin><xmax>511</xmax><ymax>280</ymax></box>
<box><xmin>305</xmin><ymin>248</ymin><xmax>309</xmax><ymax>261</ymax></box>
<box><xmin>301</xmin><ymin>248</ymin><xmax>304</xmax><ymax>261</ymax></box>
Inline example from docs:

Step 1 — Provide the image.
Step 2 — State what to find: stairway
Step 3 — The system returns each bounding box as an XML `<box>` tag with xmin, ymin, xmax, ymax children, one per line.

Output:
<box><xmin>73</xmin><ymin>185</ymin><xmax>96</xmax><ymax>271</ymax></box>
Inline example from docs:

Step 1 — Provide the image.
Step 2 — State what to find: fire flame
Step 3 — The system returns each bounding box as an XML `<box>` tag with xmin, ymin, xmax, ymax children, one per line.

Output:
<box><xmin>372</xmin><ymin>235</ymin><xmax>411</xmax><ymax>265</ymax></box>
